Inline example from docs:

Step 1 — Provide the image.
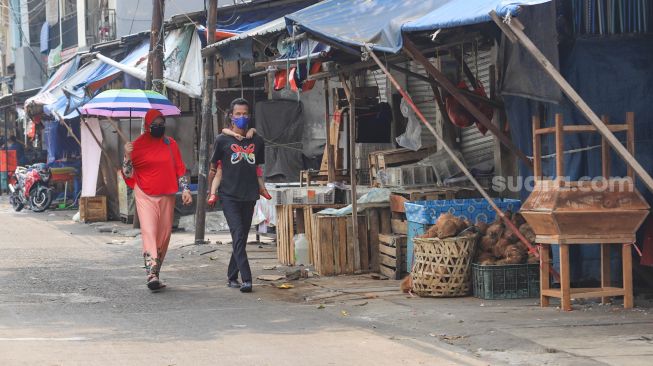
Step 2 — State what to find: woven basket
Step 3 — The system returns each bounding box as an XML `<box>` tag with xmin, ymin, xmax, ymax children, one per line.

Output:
<box><xmin>411</xmin><ymin>234</ymin><xmax>478</xmax><ymax>297</ymax></box>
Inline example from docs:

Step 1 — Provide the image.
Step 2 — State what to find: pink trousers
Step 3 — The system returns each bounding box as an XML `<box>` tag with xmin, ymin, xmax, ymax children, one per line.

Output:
<box><xmin>134</xmin><ymin>185</ymin><xmax>175</xmax><ymax>272</ymax></box>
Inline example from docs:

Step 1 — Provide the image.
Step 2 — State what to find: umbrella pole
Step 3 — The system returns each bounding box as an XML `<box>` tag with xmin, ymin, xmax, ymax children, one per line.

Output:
<box><xmin>129</xmin><ymin>108</ymin><xmax>132</xmax><ymax>140</ymax></box>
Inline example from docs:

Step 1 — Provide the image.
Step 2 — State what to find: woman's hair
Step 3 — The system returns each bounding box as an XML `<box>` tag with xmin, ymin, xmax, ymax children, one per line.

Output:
<box><xmin>227</xmin><ymin>98</ymin><xmax>250</xmax><ymax>117</ymax></box>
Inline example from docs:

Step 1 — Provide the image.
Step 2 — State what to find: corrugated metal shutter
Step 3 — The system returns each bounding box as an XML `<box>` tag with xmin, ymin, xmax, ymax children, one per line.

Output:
<box><xmin>365</xmin><ymin>69</ymin><xmax>388</xmax><ymax>103</ymax></box>
<box><xmin>407</xmin><ymin>59</ymin><xmax>439</xmax><ymax>149</ymax></box>
<box><xmin>460</xmin><ymin>48</ymin><xmax>495</xmax><ymax>168</ymax></box>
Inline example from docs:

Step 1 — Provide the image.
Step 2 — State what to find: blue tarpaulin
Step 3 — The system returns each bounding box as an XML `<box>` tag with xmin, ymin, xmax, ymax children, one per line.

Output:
<box><xmin>286</xmin><ymin>0</ymin><xmax>551</xmax><ymax>53</ymax></box>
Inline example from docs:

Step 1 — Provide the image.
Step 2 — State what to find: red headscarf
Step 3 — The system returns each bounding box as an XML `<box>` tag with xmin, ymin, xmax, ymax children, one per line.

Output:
<box><xmin>122</xmin><ymin>109</ymin><xmax>186</xmax><ymax>195</ymax></box>
<box><xmin>144</xmin><ymin>109</ymin><xmax>163</xmax><ymax>131</ymax></box>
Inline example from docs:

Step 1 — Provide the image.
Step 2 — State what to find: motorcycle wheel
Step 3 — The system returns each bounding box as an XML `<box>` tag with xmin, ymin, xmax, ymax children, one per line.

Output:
<box><xmin>10</xmin><ymin>194</ymin><xmax>24</xmax><ymax>212</ymax></box>
<box><xmin>29</xmin><ymin>187</ymin><xmax>52</xmax><ymax>213</ymax></box>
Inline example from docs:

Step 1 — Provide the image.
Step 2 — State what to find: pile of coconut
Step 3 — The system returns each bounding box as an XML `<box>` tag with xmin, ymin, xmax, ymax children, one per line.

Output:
<box><xmin>418</xmin><ymin>211</ymin><xmax>538</xmax><ymax>265</ymax></box>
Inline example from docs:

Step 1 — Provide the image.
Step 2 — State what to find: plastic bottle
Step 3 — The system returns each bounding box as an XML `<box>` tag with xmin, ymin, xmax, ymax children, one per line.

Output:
<box><xmin>294</xmin><ymin>234</ymin><xmax>309</xmax><ymax>266</ymax></box>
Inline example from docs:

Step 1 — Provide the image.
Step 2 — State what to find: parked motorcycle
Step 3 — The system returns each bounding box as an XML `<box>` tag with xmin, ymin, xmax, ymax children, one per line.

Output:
<box><xmin>8</xmin><ymin>163</ymin><xmax>53</xmax><ymax>212</ymax></box>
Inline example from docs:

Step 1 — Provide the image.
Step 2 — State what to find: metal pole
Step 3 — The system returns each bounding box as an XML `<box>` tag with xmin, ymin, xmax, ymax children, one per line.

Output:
<box><xmin>147</xmin><ymin>0</ymin><xmax>165</xmax><ymax>93</ymax></box>
<box><xmin>195</xmin><ymin>0</ymin><xmax>218</xmax><ymax>244</ymax></box>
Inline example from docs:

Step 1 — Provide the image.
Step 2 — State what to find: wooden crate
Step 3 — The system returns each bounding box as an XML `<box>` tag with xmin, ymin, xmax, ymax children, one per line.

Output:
<box><xmin>369</xmin><ymin>146</ymin><xmax>437</xmax><ymax>187</ymax></box>
<box><xmin>311</xmin><ymin>214</ymin><xmax>368</xmax><ymax>276</ymax></box>
<box><xmin>391</xmin><ymin>212</ymin><xmax>408</xmax><ymax>235</ymax></box>
<box><xmin>378</xmin><ymin>234</ymin><xmax>408</xmax><ymax>280</ymax></box>
<box><xmin>275</xmin><ymin>204</ymin><xmax>345</xmax><ymax>266</ymax></box>
<box><xmin>79</xmin><ymin>196</ymin><xmax>107</xmax><ymax>223</ymax></box>
<box><xmin>389</xmin><ymin>187</ymin><xmax>479</xmax><ymax>213</ymax></box>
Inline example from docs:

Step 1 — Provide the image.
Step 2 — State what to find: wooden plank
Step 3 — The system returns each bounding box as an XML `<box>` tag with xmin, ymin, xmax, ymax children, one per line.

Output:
<box><xmin>535</xmin><ymin>125</ymin><xmax>629</xmax><ymax>134</ymax></box>
<box><xmin>533</xmin><ymin>115</ymin><xmax>542</xmax><ymax>179</ymax></box>
<box><xmin>540</xmin><ymin>244</ymin><xmax>550</xmax><ymax>307</ymax></box>
<box><xmin>560</xmin><ymin>244</ymin><xmax>571</xmax><ymax>311</ymax></box>
<box><xmin>541</xmin><ymin>287</ymin><xmax>626</xmax><ymax>299</ymax></box>
<box><xmin>333</xmin><ymin>217</ymin><xmax>341</xmax><ymax>275</ymax></box>
<box><xmin>358</xmin><ymin>215</ymin><xmax>369</xmax><ymax>272</ymax></box>
<box><xmin>601</xmin><ymin>116</ymin><xmax>611</xmax><ymax>178</ymax></box>
<box><xmin>623</xmin><ymin>243</ymin><xmax>634</xmax><ymax>309</ymax></box>
<box><xmin>601</xmin><ymin>244</ymin><xmax>611</xmax><ymax>304</ymax></box>
<box><xmin>379</xmin><ymin>208</ymin><xmax>391</xmax><ymax>234</ymax></box>
<box><xmin>317</xmin><ymin>216</ymin><xmax>333</xmax><ymax>275</ymax></box>
<box><xmin>346</xmin><ymin>217</ymin><xmax>359</xmax><ymax>273</ymax></box>
<box><xmin>555</xmin><ymin>114</ymin><xmax>564</xmax><ymax>179</ymax></box>
<box><xmin>492</xmin><ymin>13</ymin><xmax>653</xmax><ymax>193</ymax></box>
<box><xmin>378</xmin><ymin>233</ymin><xmax>396</xmax><ymax>245</ymax></box>
<box><xmin>304</xmin><ymin>209</ymin><xmax>314</xmax><ymax>265</ymax></box>
<box><xmin>379</xmin><ymin>264</ymin><xmax>397</xmax><ymax>279</ymax></box>
<box><xmin>368</xmin><ymin>210</ymin><xmax>380</xmax><ymax>272</ymax></box>
<box><xmin>339</xmin><ymin>217</ymin><xmax>349</xmax><ymax>274</ymax></box>
<box><xmin>346</xmin><ymin>216</ymin><xmax>355</xmax><ymax>274</ymax></box>
<box><xmin>379</xmin><ymin>243</ymin><xmax>399</xmax><ymax>257</ymax></box>
<box><xmin>626</xmin><ymin>112</ymin><xmax>635</xmax><ymax>180</ymax></box>
<box><xmin>288</xmin><ymin>205</ymin><xmax>296</xmax><ymax>265</ymax></box>
<box><xmin>535</xmin><ymin>234</ymin><xmax>636</xmax><ymax>245</ymax></box>
<box><xmin>295</xmin><ymin>207</ymin><xmax>305</xmax><ymax>233</ymax></box>
<box><xmin>379</xmin><ymin>253</ymin><xmax>398</xmax><ymax>268</ymax></box>
<box><xmin>390</xmin><ymin>194</ymin><xmax>407</xmax><ymax>213</ymax></box>
<box><xmin>391</xmin><ymin>219</ymin><xmax>408</xmax><ymax>235</ymax></box>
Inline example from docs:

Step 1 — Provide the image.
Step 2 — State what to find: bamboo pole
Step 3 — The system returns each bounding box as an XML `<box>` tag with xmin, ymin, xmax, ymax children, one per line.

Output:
<box><xmin>364</xmin><ymin>44</ymin><xmax>560</xmax><ymax>281</ymax></box>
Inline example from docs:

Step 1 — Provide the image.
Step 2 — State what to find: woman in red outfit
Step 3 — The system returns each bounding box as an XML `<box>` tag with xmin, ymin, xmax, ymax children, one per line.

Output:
<box><xmin>122</xmin><ymin>109</ymin><xmax>192</xmax><ymax>290</ymax></box>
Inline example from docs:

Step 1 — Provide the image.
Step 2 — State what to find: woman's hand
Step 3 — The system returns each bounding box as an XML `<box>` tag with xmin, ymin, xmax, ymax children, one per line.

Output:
<box><xmin>246</xmin><ymin>128</ymin><xmax>256</xmax><ymax>139</ymax></box>
<box><xmin>124</xmin><ymin>142</ymin><xmax>133</xmax><ymax>158</ymax></box>
<box><xmin>182</xmin><ymin>190</ymin><xmax>193</xmax><ymax>206</ymax></box>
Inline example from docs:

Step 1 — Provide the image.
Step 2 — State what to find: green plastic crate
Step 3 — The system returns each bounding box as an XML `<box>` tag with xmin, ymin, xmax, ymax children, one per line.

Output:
<box><xmin>472</xmin><ymin>263</ymin><xmax>540</xmax><ymax>300</ymax></box>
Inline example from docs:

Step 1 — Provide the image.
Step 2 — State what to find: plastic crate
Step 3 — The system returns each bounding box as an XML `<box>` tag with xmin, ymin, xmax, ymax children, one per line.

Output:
<box><xmin>472</xmin><ymin>263</ymin><xmax>540</xmax><ymax>300</ymax></box>
<box><xmin>405</xmin><ymin>198</ymin><xmax>522</xmax><ymax>225</ymax></box>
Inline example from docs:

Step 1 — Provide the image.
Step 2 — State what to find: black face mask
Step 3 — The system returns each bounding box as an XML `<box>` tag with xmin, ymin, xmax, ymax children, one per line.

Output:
<box><xmin>150</xmin><ymin>124</ymin><xmax>165</xmax><ymax>138</ymax></box>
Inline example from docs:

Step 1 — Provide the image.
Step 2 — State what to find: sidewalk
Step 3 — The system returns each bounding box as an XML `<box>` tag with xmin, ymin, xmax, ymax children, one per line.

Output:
<box><xmin>1</xmin><ymin>202</ymin><xmax>652</xmax><ymax>365</ymax></box>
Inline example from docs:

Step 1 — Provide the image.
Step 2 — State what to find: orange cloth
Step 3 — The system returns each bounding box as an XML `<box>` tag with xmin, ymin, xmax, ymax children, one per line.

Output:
<box><xmin>134</xmin><ymin>185</ymin><xmax>175</xmax><ymax>264</ymax></box>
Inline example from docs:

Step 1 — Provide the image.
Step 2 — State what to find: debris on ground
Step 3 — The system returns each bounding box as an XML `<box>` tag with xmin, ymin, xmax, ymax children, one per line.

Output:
<box><xmin>200</xmin><ymin>249</ymin><xmax>218</xmax><ymax>256</ymax></box>
<box><xmin>277</xmin><ymin>283</ymin><xmax>294</xmax><ymax>289</ymax></box>
<box><xmin>263</xmin><ymin>265</ymin><xmax>277</xmax><ymax>270</ymax></box>
<box><xmin>257</xmin><ymin>275</ymin><xmax>285</xmax><ymax>281</ymax></box>
<box><xmin>341</xmin><ymin>310</ymin><xmax>349</xmax><ymax>317</ymax></box>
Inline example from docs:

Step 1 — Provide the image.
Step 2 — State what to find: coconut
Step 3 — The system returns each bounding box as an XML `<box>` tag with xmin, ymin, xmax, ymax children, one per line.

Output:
<box><xmin>437</xmin><ymin>220</ymin><xmax>459</xmax><ymax>239</ymax></box>
<box><xmin>519</xmin><ymin>223</ymin><xmax>536</xmax><ymax>244</ymax></box>
<box><xmin>475</xmin><ymin>221</ymin><xmax>489</xmax><ymax>235</ymax></box>
<box><xmin>486</xmin><ymin>222</ymin><xmax>505</xmax><ymax>240</ymax></box>
<box><xmin>503</xmin><ymin>244</ymin><xmax>527</xmax><ymax>264</ymax></box>
<box><xmin>512</xmin><ymin>212</ymin><xmax>527</xmax><ymax>228</ymax></box>
<box><xmin>400</xmin><ymin>275</ymin><xmax>413</xmax><ymax>293</ymax></box>
<box><xmin>493</xmin><ymin>238</ymin><xmax>512</xmax><ymax>258</ymax></box>
<box><xmin>503</xmin><ymin>227</ymin><xmax>519</xmax><ymax>243</ymax></box>
<box><xmin>476</xmin><ymin>251</ymin><xmax>495</xmax><ymax>265</ymax></box>
<box><xmin>480</xmin><ymin>235</ymin><xmax>497</xmax><ymax>252</ymax></box>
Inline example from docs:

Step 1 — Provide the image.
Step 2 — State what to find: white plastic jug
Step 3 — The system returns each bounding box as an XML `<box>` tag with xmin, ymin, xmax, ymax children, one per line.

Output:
<box><xmin>294</xmin><ymin>234</ymin><xmax>309</xmax><ymax>266</ymax></box>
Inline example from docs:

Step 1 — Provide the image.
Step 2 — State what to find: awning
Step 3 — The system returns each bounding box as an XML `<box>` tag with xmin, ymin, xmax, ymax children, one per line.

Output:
<box><xmin>285</xmin><ymin>0</ymin><xmax>551</xmax><ymax>53</ymax></box>
<box><xmin>96</xmin><ymin>27</ymin><xmax>202</xmax><ymax>98</ymax></box>
<box><xmin>26</xmin><ymin>56</ymin><xmax>80</xmax><ymax>106</ymax></box>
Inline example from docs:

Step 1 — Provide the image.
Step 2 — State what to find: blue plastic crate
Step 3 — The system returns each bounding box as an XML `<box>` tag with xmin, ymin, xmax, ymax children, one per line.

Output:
<box><xmin>404</xmin><ymin>198</ymin><xmax>521</xmax><ymax>269</ymax></box>
<box><xmin>405</xmin><ymin>198</ymin><xmax>522</xmax><ymax>225</ymax></box>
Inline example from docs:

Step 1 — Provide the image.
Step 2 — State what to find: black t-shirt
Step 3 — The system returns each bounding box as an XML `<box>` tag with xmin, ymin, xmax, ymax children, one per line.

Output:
<box><xmin>211</xmin><ymin>134</ymin><xmax>265</xmax><ymax>202</ymax></box>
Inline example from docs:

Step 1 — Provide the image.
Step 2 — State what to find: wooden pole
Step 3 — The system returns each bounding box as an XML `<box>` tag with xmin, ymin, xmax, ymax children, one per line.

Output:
<box><xmin>402</xmin><ymin>36</ymin><xmax>532</xmax><ymax>168</ymax></box>
<box><xmin>106</xmin><ymin>117</ymin><xmax>129</xmax><ymax>144</ymax></box>
<box><xmin>340</xmin><ymin>74</ymin><xmax>358</xmax><ymax>268</ymax></box>
<box><xmin>489</xmin><ymin>11</ymin><xmax>653</xmax><ymax>193</ymax></box>
<box><xmin>324</xmin><ymin>78</ymin><xmax>336</xmax><ymax>182</ymax></box>
<box><xmin>54</xmin><ymin>113</ymin><xmax>81</xmax><ymax>147</ymax></box>
<box><xmin>195</xmin><ymin>0</ymin><xmax>218</xmax><ymax>244</ymax></box>
<box><xmin>147</xmin><ymin>0</ymin><xmax>165</xmax><ymax>93</ymax></box>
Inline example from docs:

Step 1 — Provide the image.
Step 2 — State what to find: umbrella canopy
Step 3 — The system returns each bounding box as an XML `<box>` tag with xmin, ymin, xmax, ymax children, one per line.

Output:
<box><xmin>80</xmin><ymin>89</ymin><xmax>181</xmax><ymax>118</ymax></box>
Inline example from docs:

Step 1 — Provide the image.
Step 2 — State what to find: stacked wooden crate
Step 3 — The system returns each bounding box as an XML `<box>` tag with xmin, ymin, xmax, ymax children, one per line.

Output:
<box><xmin>311</xmin><ymin>214</ymin><xmax>368</xmax><ymax>276</ymax></box>
<box><xmin>368</xmin><ymin>146</ymin><xmax>437</xmax><ymax>187</ymax></box>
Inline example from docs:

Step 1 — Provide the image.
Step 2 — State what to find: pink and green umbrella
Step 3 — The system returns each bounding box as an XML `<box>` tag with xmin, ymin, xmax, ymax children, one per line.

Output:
<box><xmin>80</xmin><ymin>89</ymin><xmax>181</xmax><ymax>118</ymax></box>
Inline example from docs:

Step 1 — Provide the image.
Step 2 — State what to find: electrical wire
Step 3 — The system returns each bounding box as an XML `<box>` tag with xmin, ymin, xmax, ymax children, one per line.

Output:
<box><xmin>129</xmin><ymin>0</ymin><xmax>141</xmax><ymax>34</ymax></box>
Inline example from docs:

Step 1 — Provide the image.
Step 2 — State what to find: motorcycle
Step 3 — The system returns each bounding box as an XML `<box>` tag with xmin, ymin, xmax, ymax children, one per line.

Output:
<box><xmin>8</xmin><ymin>163</ymin><xmax>54</xmax><ymax>213</ymax></box>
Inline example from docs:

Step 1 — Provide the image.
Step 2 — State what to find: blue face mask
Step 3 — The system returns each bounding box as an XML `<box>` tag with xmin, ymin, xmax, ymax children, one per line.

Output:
<box><xmin>232</xmin><ymin>116</ymin><xmax>250</xmax><ymax>130</ymax></box>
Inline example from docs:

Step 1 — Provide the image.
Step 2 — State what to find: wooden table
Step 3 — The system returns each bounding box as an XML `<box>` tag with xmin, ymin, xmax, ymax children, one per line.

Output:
<box><xmin>538</xmin><ymin>234</ymin><xmax>635</xmax><ymax>311</ymax></box>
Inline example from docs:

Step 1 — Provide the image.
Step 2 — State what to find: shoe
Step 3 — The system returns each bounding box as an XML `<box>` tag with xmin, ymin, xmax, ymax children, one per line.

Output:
<box><xmin>240</xmin><ymin>281</ymin><xmax>253</xmax><ymax>293</ymax></box>
<box><xmin>147</xmin><ymin>276</ymin><xmax>165</xmax><ymax>291</ymax></box>
<box><xmin>227</xmin><ymin>280</ymin><xmax>241</xmax><ymax>289</ymax></box>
